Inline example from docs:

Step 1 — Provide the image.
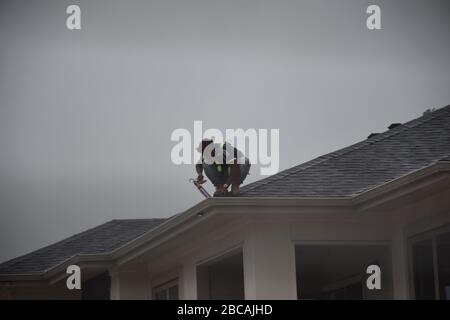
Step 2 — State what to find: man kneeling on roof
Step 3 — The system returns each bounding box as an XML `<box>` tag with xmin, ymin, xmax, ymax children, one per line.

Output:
<box><xmin>195</xmin><ymin>139</ymin><xmax>251</xmax><ymax>196</ymax></box>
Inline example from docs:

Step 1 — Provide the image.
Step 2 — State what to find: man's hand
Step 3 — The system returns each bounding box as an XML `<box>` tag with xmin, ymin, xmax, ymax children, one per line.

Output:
<box><xmin>196</xmin><ymin>175</ymin><xmax>206</xmax><ymax>184</ymax></box>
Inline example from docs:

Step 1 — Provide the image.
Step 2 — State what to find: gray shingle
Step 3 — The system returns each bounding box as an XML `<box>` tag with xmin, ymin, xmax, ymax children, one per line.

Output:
<box><xmin>241</xmin><ymin>105</ymin><xmax>450</xmax><ymax>197</ymax></box>
<box><xmin>2</xmin><ymin>105</ymin><xmax>450</xmax><ymax>277</ymax></box>
<box><xmin>0</xmin><ymin>219</ymin><xmax>166</xmax><ymax>276</ymax></box>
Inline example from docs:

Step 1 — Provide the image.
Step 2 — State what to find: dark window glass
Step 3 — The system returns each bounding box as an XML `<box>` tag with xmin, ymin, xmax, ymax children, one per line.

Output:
<box><xmin>325</xmin><ymin>282</ymin><xmax>363</xmax><ymax>300</ymax></box>
<box><xmin>81</xmin><ymin>272</ymin><xmax>111</xmax><ymax>300</ymax></box>
<box><xmin>168</xmin><ymin>285</ymin><xmax>179</xmax><ymax>300</ymax></box>
<box><xmin>437</xmin><ymin>231</ymin><xmax>450</xmax><ymax>300</ymax></box>
<box><xmin>153</xmin><ymin>281</ymin><xmax>178</xmax><ymax>300</ymax></box>
<box><xmin>412</xmin><ymin>239</ymin><xmax>436</xmax><ymax>299</ymax></box>
<box><xmin>345</xmin><ymin>282</ymin><xmax>363</xmax><ymax>300</ymax></box>
<box><xmin>154</xmin><ymin>290</ymin><xmax>168</xmax><ymax>300</ymax></box>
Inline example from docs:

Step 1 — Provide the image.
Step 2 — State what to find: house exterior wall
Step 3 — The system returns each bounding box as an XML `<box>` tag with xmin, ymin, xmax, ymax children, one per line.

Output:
<box><xmin>138</xmin><ymin>188</ymin><xmax>450</xmax><ymax>300</ymax></box>
<box><xmin>2</xmin><ymin>184</ymin><xmax>449</xmax><ymax>300</ymax></box>
<box><xmin>243</xmin><ymin>222</ymin><xmax>297</xmax><ymax>299</ymax></box>
<box><xmin>110</xmin><ymin>268</ymin><xmax>149</xmax><ymax>300</ymax></box>
<box><xmin>169</xmin><ymin>219</ymin><xmax>394</xmax><ymax>300</ymax></box>
<box><xmin>0</xmin><ymin>281</ymin><xmax>81</xmax><ymax>300</ymax></box>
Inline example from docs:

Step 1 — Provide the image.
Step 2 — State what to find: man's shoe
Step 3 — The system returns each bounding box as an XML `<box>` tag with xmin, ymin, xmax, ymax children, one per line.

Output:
<box><xmin>231</xmin><ymin>184</ymin><xmax>240</xmax><ymax>196</ymax></box>
<box><xmin>214</xmin><ymin>186</ymin><xmax>227</xmax><ymax>197</ymax></box>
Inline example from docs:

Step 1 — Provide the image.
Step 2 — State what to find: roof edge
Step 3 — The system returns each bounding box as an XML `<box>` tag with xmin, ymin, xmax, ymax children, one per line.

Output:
<box><xmin>1</xmin><ymin>160</ymin><xmax>450</xmax><ymax>283</ymax></box>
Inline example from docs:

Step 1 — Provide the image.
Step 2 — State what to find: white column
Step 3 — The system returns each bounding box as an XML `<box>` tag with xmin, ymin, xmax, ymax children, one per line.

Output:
<box><xmin>182</xmin><ymin>261</ymin><xmax>198</xmax><ymax>299</ymax></box>
<box><xmin>243</xmin><ymin>222</ymin><xmax>297</xmax><ymax>300</ymax></box>
<box><xmin>109</xmin><ymin>269</ymin><xmax>121</xmax><ymax>300</ymax></box>
<box><xmin>391</xmin><ymin>227</ymin><xmax>410</xmax><ymax>299</ymax></box>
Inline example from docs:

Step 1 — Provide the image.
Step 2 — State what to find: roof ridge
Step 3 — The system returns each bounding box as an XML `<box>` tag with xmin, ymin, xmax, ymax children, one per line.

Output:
<box><xmin>242</xmin><ymin>105</ymin><xmax>450</xmax><ymax>194</ymax></box>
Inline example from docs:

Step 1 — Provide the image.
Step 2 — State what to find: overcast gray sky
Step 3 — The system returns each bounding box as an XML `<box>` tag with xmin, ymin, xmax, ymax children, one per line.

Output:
<box><xmin>1</xmin><ymin>0</ymin><xmax>449</xmax><ymax>263</ymax></box>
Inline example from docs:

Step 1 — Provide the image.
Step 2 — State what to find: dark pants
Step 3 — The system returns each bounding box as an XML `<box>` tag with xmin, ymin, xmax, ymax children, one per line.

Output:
<box><xmin>203</xmin><ymin>159</ymin><xmax>251</xmax><ymax>187</ymax></box>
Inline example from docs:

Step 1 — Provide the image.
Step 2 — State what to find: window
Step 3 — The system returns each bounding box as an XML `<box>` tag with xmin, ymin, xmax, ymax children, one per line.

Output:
<box><xmin>81</xmin><ymin>272</ymin><xmax>111</xmax><ymax>300</ymax></box>
<box><xmin>410</xmin><ymin>225</ymin><xmax>450</xmax><ymax>300</ymax></box>
<box><xmin>437</xmin><ymin>231</ymin><xmax>450</xmax><ymax>299</ymax></box>
<box><xmin>411</xmin><ymin>239</ymin><xmax>435</xmax><ymax>299</ymax></box>
<box><xmin>197</xmin><ymin>249</ymin><xmax>245</xmax><ymax>300</ymax></box>
<box><xmin>152</xmin><ymin>279</ymin><xmax>179</xmax><ymax>300</ymax></box>
<box><xmin>324</xmin><ymin>281</ymin><xmax>363</xmax><ymax>300</ymax></box>
<box><xmin>295</xmin><ymin>244</ymin><xmax>390</xmax><ymax>299</ymax></box>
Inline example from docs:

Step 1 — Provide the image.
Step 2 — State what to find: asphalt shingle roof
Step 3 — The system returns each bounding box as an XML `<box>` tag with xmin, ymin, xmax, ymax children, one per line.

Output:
<box><xmin>241</xmin><ymin>105</ymin><xmax>450</xmax><ymax>197</ymax></box>
<box><xmin>0</xmin><ymin>219</ymin><xmax>166</xmax><ymax>276</ymax></box>
<box><xmin>1</xmin><ymin>105</ymin><xmax>450</xmax><ymax>277</ymax></box>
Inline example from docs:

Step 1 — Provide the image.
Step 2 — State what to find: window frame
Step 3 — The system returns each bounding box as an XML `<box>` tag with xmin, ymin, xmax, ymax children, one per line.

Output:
<box><xmin>152</xmin><ymin>278</ymin><xmax>179</xmax><ymax>300</ymax></box>
<box><xmin>408</xmin><ymin>224</ymin><xmax>450</xmax><ymax>300</ymax></box>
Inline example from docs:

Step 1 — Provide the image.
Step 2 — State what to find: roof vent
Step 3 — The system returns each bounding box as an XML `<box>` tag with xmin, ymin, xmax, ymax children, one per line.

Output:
<box><xmin>367</xmin><ymin>133</ymin><xmax>380</xmax><ymax>139</ymax></box>
<box><xmin>423</xmin><ymin>108</ymin><xmax>436</xmax><ymax>115</ymax></box>
<box><xmin>388</xmin><ymin>123</ymin><xmax>402</xmax><ymax>130</ymax></box>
